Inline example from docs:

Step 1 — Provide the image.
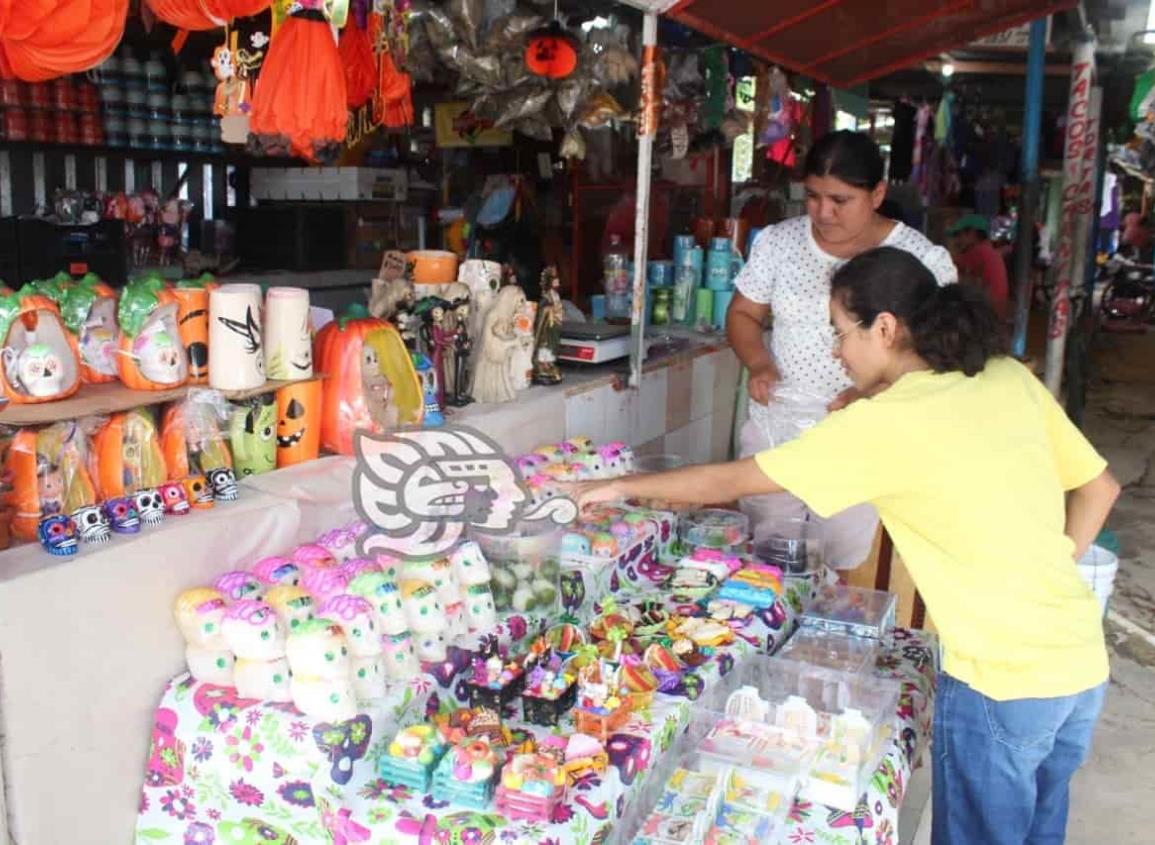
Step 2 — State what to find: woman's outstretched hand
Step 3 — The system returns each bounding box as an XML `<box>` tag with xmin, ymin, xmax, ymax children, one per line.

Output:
<box><xmin>562</xmin><ymin>480</ymin><xmax>624</xmax><ymax>512</ymax></box>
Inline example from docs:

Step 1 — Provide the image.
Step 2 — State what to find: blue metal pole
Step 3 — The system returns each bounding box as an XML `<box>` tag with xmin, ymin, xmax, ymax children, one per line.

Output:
<box><xmin>1011</xmin><ymin>17</ymin><xmax>1049</xmax><ymax>359</ymax></box>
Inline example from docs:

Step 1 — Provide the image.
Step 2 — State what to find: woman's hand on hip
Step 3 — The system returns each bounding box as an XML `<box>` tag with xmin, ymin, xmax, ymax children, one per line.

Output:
<box><xmin>748</xmin><ymin>365</ymin><xmax>778</xmax><ymax>405</ymax></box>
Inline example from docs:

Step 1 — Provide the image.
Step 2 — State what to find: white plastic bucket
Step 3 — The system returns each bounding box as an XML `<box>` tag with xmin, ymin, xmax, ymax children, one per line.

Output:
<box><xmin>1077</xmin><ymin>544</ymin><xmax>1119</xmax><ymax>616</ymax></box>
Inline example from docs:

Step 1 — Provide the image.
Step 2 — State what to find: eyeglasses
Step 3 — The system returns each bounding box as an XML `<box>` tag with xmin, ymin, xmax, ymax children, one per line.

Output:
<box><xmin>832</xmin><ymin>320</ymin><xmax>863</xmax><ymax>348</ymax></box>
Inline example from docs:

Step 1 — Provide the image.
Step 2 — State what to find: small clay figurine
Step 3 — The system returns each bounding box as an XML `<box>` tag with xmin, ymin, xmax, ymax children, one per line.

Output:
<box><xmin>447</xmin><ymin>296</ymin><xmax>473</xmax><ymax>406</ymax></box>
<box><xmin>368</xmin><ymin>250</ymin><xmax>417</xmax><ymax>325</ymax></box>
<box><xmin>470</xmin><ymin>285</ymin><xmax>527</xmax><ymax>404</ymax></box>
<box><xmin>532</xmin><ymin>267</ymin><xmax>564</xmax><ymax>385</ymax></box>
<box><xmin>421</xmin><ymin>299</ymin><xmax>456</xmax><ymax>410</ymax></box>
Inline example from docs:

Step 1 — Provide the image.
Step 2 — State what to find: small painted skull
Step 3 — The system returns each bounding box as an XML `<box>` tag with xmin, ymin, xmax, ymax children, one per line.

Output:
<box><xmin>134</xmin><ymin>488</ymin><xmax>165</xmax><ymax>525</ymax></box>
<box><xmin>38</xmin><ymin>514</ymin><xmax>78</xmax><ymax>556</ymax></box>
<box><xmin>206</xmin><ymin>467</ymin><xmax>239</xmax><ymax>502</ymax></box>
<box><xmin>158</xmin><ymin>481</ymin><xmax>190</xmax><ymax>516</ymax></box>
<box><xmin>183</xmin><ymin>474</ymin><xmax>215</xmax><ymax>509</ymax></box>
<box><xmin>103</xmin><ymin>496</ymin><xmax>141</xmax><ymax>534</ymax></box>
<box><xmin>71</xmin><ymin>504</ymin><xmax>110</xmax><ymax>544</ymax></box>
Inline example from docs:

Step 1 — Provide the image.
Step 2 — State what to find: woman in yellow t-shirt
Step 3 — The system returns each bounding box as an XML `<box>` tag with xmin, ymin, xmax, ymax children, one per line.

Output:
<box><xmin>575</xmin><ymin>246</ymin><xmax>1119</xmax><ymax>844</ymax></box>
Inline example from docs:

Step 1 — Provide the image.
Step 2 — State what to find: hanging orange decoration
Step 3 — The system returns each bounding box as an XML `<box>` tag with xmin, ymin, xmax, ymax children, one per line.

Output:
<box><xmin>1</xmin><ymin>0</ymin><xmax>130</xmax><ymax>82</ymax></box>
<box><xmin>144</xmin><ymin>0</ymin><xmax>272</xmax><ymax>31</ymax></box>
<box><xmin>339</xmin><ymin>16</ymin><xmax>377</xmax><ymax>109</ymax></box>
<box><xmin>524</xmin><ymin>21</ymin><xmax>580</xmax><ymax>81</ymax></box>
<box><xmin>248</xmin><ymin>0</ymin><xmax>347</xmax><ymax>163</ymax></box>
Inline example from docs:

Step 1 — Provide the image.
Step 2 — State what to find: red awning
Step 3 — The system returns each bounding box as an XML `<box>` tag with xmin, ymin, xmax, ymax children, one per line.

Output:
<box><xmin>666</xmin><ymin>0</ymin><xmax>1076</xmax><ymax>87</ymax></box>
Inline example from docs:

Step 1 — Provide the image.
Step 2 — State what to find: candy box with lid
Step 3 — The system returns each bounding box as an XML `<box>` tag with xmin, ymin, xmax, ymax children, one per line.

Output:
<box><xmin>379</xmin><ymin>724</ymin><xmax>448</xmax><ymax>791</ymax></box>
<box><xmin>802</xmin><ymin>584</ymin><xmax>897</xmax><ymax>640</ymax></box>
<box><xmin>777</xmin><ymin>627</ymin><xmax>879</xmax><ymax>675</ymax></box>
<box><xmin>464</xmin><ymin>637</ymin><xmax>526</xmax><ymax>711</ymax></box>
<box><xmin>495</xmin><ymin>752</ymin><xmax>566</xmax><ymax>823</ymax></box>
<box><xmin>520</xmin><ymin>649</ymin><xmax>577</xmax><ymax>726</ymax></box>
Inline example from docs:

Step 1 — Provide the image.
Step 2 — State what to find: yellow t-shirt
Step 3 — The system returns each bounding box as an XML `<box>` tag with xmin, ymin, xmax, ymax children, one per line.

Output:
<box><xmin>755</xmin><ymin>356</ymin><xmax>1109</xmax><ymax>701</ymax></box>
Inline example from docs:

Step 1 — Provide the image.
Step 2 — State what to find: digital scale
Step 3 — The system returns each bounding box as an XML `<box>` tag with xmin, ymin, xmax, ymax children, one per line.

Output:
<box><xmin>557</xmin><ymin>321</ymin><xmax>638</xmax><ymax>364</ymax></box>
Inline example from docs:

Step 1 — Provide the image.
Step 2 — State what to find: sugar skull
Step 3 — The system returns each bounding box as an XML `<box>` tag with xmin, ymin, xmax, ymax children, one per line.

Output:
<box><xmin>317</xmin><ymin>594</ymin><xmax>379</xmax><ymax>657</ymax></box>
<box><xmin>253</xmin><ymin>555</ymin><xmax>301</xmax><ymax>586</ymax></box>
<box><xmin>590</xmin><ymin>533</ymin><xmax>619</xmax><ymax>559</ymax></box>
<box><xmin>381</xmin><ymin>630</ymin><xmax>419</xmax><ymax>680</ymax></box>
<box><xmin>445</xmin><ymin>601</ymin><xmax>468</xmax><ymax>639</ymax></box>
<box><xmin>449</xmin><ymin>540</ymin><xmax>491</xmax><ymax>586</ymax></box>
<box><xmin>565</xmin><ymin>436</ymin><xmax>594</xmax><ymax>454</ymax></box>
<box><xmin>71</xmin><ymin>504</ymin><xmax>110</xmax><ymax>544</ymax></box>
<box><xmin>174</xmin><ymin>587</ymin><xmax>230</xmax><ymax>649</ymax></box>
<box><xmin>285</xmin><ymin>618</ymin><xmax>350</xmax><ymax>680</ymax></box>
<box><xmin>401</xmin><ymin>579</ymin><xmax>445</xmax><ymax>633</ymax></box>
<box><xmin>300</xmin><ymin>567</ymin><xmax>350</xmax><ymax>603</ymax></box>
<box><xmin>413</xmin><ymin>629</ymin><xmax>448</xmax><ymax>662</ymax></box>
<box><xmin>340</xmin><ymin>557</ymin><xmax>382</xmax><ymax>581</ymax></box>
<box><xmin>351</xmin><ymin>655</ymin><xmax>387</xmax><ymax>700</ymax></box>
<box><xmin>215</xmin><ymin>570</ymin><xmax>265</xmax><ymax>602</ymax></box>
<box><xmin>347</xmin><ymin>572</ymin><xmax>407</xmax><ymax>635</ymax></box>
<box><xmin>185</xmin><ymin>646</ymin><xmax>235</xmax><ymax>685</ymax></box>
<box><xmin>291</xmin><ymin>675</ymin><xmax>356</xmax><ymax>722</ymax></box>
<box><xmin>605</xmin><ymin>441</ymin><xmax>635</xmax><ymax>473</ymax></box>
<box><xmin>103</xmin><ymin>496</ymin><xmax>141</xmax><ymax>533</ymax></box>
<box><xmin>464</xmin><ymin>583</ymin><xmax>497</xmax><ymax>632</ymax></box>
<box><xmin>38</xmin><ymin>514</ymin><xmax>77</xmax><ymax>556</ymax></box>
<box><xmin>571</xmin><ymin>452</ymin><xmax>607</xmax><ymax>480</ymax></box>
<box><xmin>292</xmin><ymin>543</ymin><xmax>339</xmax><ymax>571</ymax></box>
<box><xmin>234</xmin><ymin>657</ymin><xmax>292</xmax><ymax>702</ymax></box>
<box><xmin>316</xmin><ymin>523</ymin><xmax>363</xmax><ymax>562</ymax></box>
<box><xmin>158</xmin><ymin>481</ymin><xmax>190</xmax><ymax>516</ymax></box>
<box><xmin>607</xmin><ymin>733</ymin><xmax>652</xmax><ymax>786</ymax></box>
<box><xmin>265</xmin><ymin>585</ymin><xmax>315</xmax><ymax>632</ymax></box>
<box><xmin>134</xmin><ymin>488</ymin><xmax>165</xmax><ymax>525</ymax></box>
<box><xmin>17</xmin><ymin>343</ymin><xmax>66</xmax><ymax>397</ymax></box>
<box><xmin>135</xmin><ymin>328</ymin><xmax>183</xmax><ymax>385</ymax></box>
<box><xmin>183</xmin><ymin>474</ymin><xmax>215</xmax><ymax>509</ymax></box>
<box><xmin>222</xmin><ymin>599</ymin><xmax>284</xmax><ymax>660</ymax></box>
<box><xmin>206</xmin><ymin>466</ymin><xmax>239</xmax><ymax>502</ymax></box>
<box><xmin>561</xmin><ymin>532</ymin><xmax>592</xmax><ymax>558</ymax></box>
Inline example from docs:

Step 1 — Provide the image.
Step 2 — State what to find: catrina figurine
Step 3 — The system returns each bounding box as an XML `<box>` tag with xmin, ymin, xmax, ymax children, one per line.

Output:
<box><xmin>229</xmin><ymin>394</ymin><xmax>276</xmax><ymax>477</ymax></box>
<box><xmin>2</xmin><ymin>422</ymin><xmax>101</xmax><ymax>545</ymax></box>
<box><xmin>60</xmin><ymin>273</ymin><xmax>119</xmax><ymax>385</ymax></box>
<box><xmin>313</xmin><ymin>305</ymin><xmax>423</xmax><ymax>455</ymax></box>
<box><xmin>116</xmin><ymin>275</ymin><xmax>188</xmax><ymax>391</ymax></box>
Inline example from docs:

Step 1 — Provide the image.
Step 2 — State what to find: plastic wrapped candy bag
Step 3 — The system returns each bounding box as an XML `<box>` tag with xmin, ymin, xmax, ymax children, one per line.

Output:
<box><xmin>756</xmin><ymin>385</ymin><xmax>833</xmax><ymax>449</ymax></box>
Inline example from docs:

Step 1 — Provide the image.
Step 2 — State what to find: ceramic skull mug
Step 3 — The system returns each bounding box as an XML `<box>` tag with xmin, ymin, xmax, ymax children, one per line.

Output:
<box><xmin>38</xmin><ymin>513</ymin><xmax>78</xmax><ymax>556</ymax></box>
<box><xmin>134</xmin><ymin>488</ymin><xmax>165</xmax><ymax>525</ymax></box>
<box><xmin>103</xmin><ymin>495</ymin><xmax>141</xmax><ymax>534</ymax></box>
<box><xmin>205</xmin><ymin>466</ymin><xmax>239</xmax><ymax>501</ymax></box>
<box><xmin>183</xmin><ymin>474</ymin><xmax>215</xmax><ymax>509</ymax></box>
<box><xmin>158</xmin><ymin>481</ymin><xmax>190</xmax><ymax>516</ymax></box>
<box><xmin>71</xmin><ymin>504</ymin><xmax>110</xmax><ymax>544</ymax></box>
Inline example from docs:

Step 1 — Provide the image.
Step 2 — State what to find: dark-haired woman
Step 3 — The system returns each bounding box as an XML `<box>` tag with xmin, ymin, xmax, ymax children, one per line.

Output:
<box><xmin>727</xmin><ymin>130</ymin><xmax>957</xmax><ymax>569</ymax></box>
<box><xmin>577</xmin><ymin>246</ymin><xmax>1117</xmax><ymax>845</ymax></box>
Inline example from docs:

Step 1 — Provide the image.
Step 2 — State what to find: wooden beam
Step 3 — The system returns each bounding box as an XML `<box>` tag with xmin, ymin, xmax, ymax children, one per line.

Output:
<box><xmin>927</xmin><ymin>59</ymin><xmax>1071</xmax><ymax>76</ymax></box>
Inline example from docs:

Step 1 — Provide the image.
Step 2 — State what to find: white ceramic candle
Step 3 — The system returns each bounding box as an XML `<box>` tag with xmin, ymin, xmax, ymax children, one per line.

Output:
<box><xmin>264</xmin><ymin>286</ymin><xmax>312</xmax><ymax>379</ymax></box>
<box><xmin>209</xmin><ymin>283</ymin><xmax>264</xmax><ymax>390</ymax></box>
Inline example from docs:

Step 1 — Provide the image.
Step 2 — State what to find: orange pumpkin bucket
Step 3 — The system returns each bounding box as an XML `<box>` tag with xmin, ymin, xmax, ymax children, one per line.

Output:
<box><xmin>313</xmin><ymin>304</ymin><xmax>423</xmax><ymax>455</ymax></box>
<box><xmin>116</xmin><ymin>276</ymin><xmax>188</xmax><ymax>391</ymax></box>
<box><xmin>0</xmin><ymin>287</ymin><xmax>82</xmax><ymax>404</ymax></box>
<box><xmin>91</xmin><ymin>408</ymin><xmax>168</xmax><ymax>499</ymax></box>
<box><xmin>173</xmin><ymin>275</ymin><xmax>216</xmax><ymax>385</ymax></box>
<box><xmin>60</xmin><ymin>273</ymin><xmax>119</xmax><ymax>385</ymax></box>
<box><xmin>275</xmin><ymin>378</ymin><xmax>322</xmax><ymax>468</ymax></box>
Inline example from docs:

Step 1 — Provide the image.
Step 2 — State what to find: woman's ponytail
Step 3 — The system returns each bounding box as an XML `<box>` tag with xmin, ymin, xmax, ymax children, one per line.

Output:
<box><xmin>831</xmin><ymin>246</ymin><xmax>1008</xmax><ymax>376</ymax></box>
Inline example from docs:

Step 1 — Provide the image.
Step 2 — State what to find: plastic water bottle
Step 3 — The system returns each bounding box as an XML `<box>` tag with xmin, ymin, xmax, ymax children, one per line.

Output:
<box><xmin>603</xmin><ymin>235</ymin><xmax>630</xmax><ymax>323</ymax></box>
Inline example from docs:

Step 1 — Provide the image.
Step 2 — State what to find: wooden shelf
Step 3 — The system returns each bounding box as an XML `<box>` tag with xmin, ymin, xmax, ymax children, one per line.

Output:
<box><xmin>0</xmin><ymin>378</ymin><xmax>311</xmax><ymax>426</ymax></box>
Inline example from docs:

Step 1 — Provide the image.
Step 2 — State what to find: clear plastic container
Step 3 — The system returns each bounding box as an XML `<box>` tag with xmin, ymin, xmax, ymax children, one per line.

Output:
<box><xmin>801</xmin><ymin>584</ymin><xmax>897</xmax><ymax>640</ymax></box>
<box><xmin>777</xmin><ymin>628</ymin><xmax>879</xmax><ymax>675</ymax></box>
<box><xmin>679</xmin><ymin>508</ymin><xmax>750</xmax><ymax>550</ymax></box>
<box><xmin>752</xmin><ymin>515</ymin><xmax>825</xmax><ymax>575</ymax></box>
<box><xmin>473</xmin><ymin>522</ymin><xmax>562</xmax><ymax>614</ymax></box>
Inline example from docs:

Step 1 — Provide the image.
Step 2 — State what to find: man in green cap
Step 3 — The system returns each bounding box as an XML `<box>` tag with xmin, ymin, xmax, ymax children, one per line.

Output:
<box><xmin>949</xmin><ymin>213</ymin><xmax>1009</xmax><ymax>320</ymax></box>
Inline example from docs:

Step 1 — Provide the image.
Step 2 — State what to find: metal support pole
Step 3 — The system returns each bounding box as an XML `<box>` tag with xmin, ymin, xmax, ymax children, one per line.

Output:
<box><xmin>629</xmin><ymin>12</ymin><xmax>659</xmax><ymax>389</ymax></box>
<box><xmin>1044</xmin><ymin>57</ymin><xmax>1100</xmax><ymax>395</ymax></box>
<box><xmin>1011</xmin><ymin>17</ymin><xmax>1048</xmax><ymax>359</ymax></box>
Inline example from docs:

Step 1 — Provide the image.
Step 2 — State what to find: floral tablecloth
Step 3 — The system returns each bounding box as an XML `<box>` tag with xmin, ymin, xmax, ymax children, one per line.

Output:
<box><xmin>136</xmin><ymin>581</ymin><xmax>935</xmax><ymax>845</ymax></box>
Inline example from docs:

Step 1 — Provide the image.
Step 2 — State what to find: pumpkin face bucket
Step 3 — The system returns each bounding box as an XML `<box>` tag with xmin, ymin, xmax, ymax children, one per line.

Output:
<box><xmin>314</xmin><ymin>306</ymin><xmax>423</xmax><ymax>456</ymax></box>
<box><xmin>174</xmin><ymin>280</ymin><xmax>215</xmax><ymax>384</ymax></box>
<box><xmin>275</xmin><ymin>378</ymin><xmax>322</xmax><ymax>468</ymax></box>
<box><xmin>60</xmin><ymin>278</ymin><xmax>118</xmax><ymax>384</ymax></box>
<box><xmin>229</xmin><ymin>394</ymin><xmax>277</xmax><ymax>477</ymax></box>
<box><xmin>525</xmin><ymin>24</ymin><xmax>580</xmax><ymax>80</ymax></box>
<box><xmin>116</xmin><ymin>281</ymin><xmax>189</xmax><ymax>391</ymax></box>
<box><xmin>92</xmin><ymin>409</ymin><xmax>169</xmax><ymax>500</ymax></box>
<box><xmin>0</xmin><ymin>293</ymin><xmax>81</xmax><ymax>404</ymax></box>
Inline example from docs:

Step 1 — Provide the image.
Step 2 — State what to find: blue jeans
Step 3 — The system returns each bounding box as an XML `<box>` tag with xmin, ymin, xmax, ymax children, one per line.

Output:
<box><xmin>932</xmin><ymin>672</ymin><xmax>1105</xmax><ymax>845</ymax></box>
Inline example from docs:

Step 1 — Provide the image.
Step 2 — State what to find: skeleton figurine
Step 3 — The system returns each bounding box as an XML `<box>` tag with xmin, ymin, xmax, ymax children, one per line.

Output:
<box><xmin>71</xmin><ymin>504</ymin><xmax>111</xmax><ymax>544</ymax></box>
<box><xmin>447</xmin><ymin>295</ymin><xmax>473</xmax><ymax>406</ymax></box>
<box><xmin>135</xmin><ymin>489</ymin><xmax>165</xmax><ymax>526</ymax></box>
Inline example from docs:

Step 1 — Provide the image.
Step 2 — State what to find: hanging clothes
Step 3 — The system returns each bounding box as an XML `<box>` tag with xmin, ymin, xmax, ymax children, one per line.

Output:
<box><xmin>339</xmin><ymin>16</ymin><xmax>377</xmax><ymax>109</ymax></box>
<box><xmin>889</xmin><ymin>100</ymin><xmax>916</xmax><ymax>181</ymax></box>
<box><xmin>934</xmin><ymin>92</ymin><xmax>953</xmax><ymax>143</ymax></box>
